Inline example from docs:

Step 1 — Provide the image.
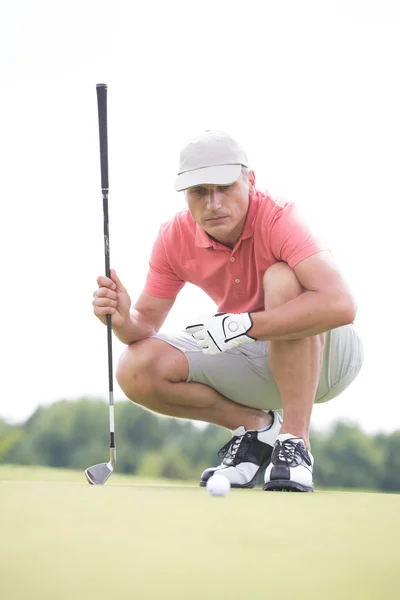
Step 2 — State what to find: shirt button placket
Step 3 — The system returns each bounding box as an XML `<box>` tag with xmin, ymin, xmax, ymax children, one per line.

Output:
<box><xmin>229</xmin><ymin>253</ymin><xmax>245</xmax><ymax>296</ymax></box>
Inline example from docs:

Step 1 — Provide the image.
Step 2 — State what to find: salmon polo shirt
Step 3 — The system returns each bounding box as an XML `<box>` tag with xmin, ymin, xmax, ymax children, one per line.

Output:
<box><xmin>144</xmin><ymin>190</ymin><xmax>326</xmax><ymax>313</ymax></box>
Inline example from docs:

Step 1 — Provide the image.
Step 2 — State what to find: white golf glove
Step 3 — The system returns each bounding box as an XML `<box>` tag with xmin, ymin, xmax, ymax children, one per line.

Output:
<box><xmin>185</xmin><ymin>312</ymin><xmax>256</xmax><ymax>355</ymax></box>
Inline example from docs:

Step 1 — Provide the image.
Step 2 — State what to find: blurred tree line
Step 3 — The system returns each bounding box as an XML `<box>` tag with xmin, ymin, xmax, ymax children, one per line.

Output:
<box><xmin>1</xmin><ymin>397</ymin><xmax>399</xmax><ymax>491</ymax></box>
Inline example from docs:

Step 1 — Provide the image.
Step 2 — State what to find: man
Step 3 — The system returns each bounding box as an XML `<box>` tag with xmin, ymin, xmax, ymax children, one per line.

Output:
<box><xmin>92</xmin><ymin>130</ymin><xmax>363</xmax><ymax>492</ymax></box>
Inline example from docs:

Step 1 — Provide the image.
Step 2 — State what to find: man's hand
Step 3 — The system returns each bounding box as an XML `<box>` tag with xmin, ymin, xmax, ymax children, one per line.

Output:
<box><xmin>185</xmin><ymin>313</ymin><xmax>256</xmax><ymax>355</ymax></box>
<box><xmin>93</xmin><ymin>269</ymin><xmax>132</xmax><ymax>329</ymax></box>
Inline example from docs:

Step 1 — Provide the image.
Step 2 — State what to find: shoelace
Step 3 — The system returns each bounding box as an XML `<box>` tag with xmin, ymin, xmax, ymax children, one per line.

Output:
<box><xmin>218</xmin><ymin>433</ymin><xmax>252</xmax><ymax>466</ymax></box>
<box><xmin>273</xmin><ymin>439</ymin><xmax>312</xmax><ymax>467</ymax></box>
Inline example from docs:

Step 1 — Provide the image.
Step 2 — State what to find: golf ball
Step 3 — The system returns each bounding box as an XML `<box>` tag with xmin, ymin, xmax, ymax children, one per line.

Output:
<box><xmin>206</xmin><ymin>474</ymin><xmax>231</xmax><ymax>496</ymax></box>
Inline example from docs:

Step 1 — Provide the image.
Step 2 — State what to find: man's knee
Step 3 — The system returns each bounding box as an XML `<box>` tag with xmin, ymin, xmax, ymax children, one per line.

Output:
<box><xmin>116</xmin><ymin>338</ymin><xmax>188</xmax><ymax>403</ymax></box>
<box><xmin>116</xmin><ymin>340</ymin><xmax>154</xmax><ymax>400</ymax></box>
<box><xmin>263</xmin><ymin>262</ymin><xmax>304</xmax><ymax>310</ymax></box>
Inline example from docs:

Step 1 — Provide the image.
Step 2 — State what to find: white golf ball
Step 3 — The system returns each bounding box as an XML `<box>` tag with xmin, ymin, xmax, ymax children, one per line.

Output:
<box><xmin>206</xmin><ymin>474</ymin><xmax>231</xmax><ymax>497</ymax></box>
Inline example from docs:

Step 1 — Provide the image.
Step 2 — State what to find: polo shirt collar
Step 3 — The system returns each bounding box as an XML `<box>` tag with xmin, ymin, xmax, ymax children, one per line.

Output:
<box><xmin>195</xmin><ymin>191</ymin><xmax>260</xmax><ymax>248</ymax></box>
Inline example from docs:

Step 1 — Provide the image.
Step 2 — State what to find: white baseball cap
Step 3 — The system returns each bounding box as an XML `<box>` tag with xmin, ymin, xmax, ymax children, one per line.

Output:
<box><xmin>174</xmin><ymin>130</ymin><xmax>249</xmax><ymax>192</ymax></box>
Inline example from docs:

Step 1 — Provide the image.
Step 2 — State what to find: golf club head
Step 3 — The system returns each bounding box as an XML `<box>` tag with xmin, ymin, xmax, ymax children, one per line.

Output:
<box><xmin>85</xmin><ymin>447</ymin><xmax>116</xmax><ymax>485</ymax></box>
<box><xmin>85</xmin><ymin>461</ymin><xmax>114</xmax><ymax>485</ymax></box>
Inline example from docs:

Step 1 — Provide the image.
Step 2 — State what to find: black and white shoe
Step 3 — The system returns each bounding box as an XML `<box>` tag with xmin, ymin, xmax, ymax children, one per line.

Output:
<box><xmin>263</xmin><ymin>433</ymin><xmax>314</xmax><ymax>492</ymax></box>
<box><xmin>199</xmin><ymin>411</ymin><xmax>282</xmax><ymax>488</ymax></box>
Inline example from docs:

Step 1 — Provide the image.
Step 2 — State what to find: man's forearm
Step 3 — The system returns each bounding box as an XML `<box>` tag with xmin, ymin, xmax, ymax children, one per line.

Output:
<box><xmin>112</xmin><ymin>310</ymin><xmax>158</xmax><ymax>345</ymax></box>
<box><xmin>249</xmin><ymin>291</ymin><xmax>356</xmax><ymax>341</ymax></box>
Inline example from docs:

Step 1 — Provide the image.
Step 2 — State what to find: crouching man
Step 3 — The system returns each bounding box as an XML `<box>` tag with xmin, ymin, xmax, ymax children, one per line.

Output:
<box><xmin>92</xmin><ymin>130</ymin><xmax>363</xmax><ymax>492</ymax></box>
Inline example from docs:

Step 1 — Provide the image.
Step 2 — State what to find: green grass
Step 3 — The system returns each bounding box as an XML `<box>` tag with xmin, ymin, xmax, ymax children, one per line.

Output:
<box><xmin>0</xmin><ymin>465</ymin><xmax>399</xmax><ymax>600</ymax></box>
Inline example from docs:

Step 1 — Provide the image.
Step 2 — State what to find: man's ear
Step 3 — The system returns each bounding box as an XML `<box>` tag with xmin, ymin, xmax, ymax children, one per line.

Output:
<box><xmin>248</xmin><ymin>170</ymin><xmax>256</xmax><ymax>194</ymax></box>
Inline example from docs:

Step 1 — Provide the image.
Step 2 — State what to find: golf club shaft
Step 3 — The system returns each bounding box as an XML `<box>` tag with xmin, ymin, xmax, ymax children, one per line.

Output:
<box><xmin>96</xmin><ymin>83</ymin><xmax>115</xmax><ymax>458</ymax></box>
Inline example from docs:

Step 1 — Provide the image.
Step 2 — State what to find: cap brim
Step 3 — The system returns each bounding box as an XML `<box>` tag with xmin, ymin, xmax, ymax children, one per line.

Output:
<box><xmin>174</xmin><ymin>164</ymin><xmax>242</xmax><ymax>192</ymax></box>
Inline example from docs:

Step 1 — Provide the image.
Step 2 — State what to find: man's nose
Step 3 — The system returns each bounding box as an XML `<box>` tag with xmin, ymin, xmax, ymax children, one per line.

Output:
<box><xmin>206</xmin><ymin>190</ymin><xmax>222</xmax><ymax>211</ymax></box>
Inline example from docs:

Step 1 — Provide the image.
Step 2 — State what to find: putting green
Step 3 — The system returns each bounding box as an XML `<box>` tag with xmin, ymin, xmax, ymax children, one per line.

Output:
<box><xmin>0</xmin><ymin>465</ymin><xmax>399</xmax><ymax>600</ymax></box>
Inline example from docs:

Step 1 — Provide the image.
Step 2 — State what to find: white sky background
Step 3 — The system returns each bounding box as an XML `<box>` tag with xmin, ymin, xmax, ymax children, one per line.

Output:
<box><xmin>1</xmin><ymin>0</ymin><xmax>399</xmax><ymax>433</ymax></box>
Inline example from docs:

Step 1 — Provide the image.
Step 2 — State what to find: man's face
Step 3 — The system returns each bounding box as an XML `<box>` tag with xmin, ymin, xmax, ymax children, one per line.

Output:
<box><xmin>185</xmin><ymin>171</ymin><xmax>255</xmax><ymax>248</ymax></box>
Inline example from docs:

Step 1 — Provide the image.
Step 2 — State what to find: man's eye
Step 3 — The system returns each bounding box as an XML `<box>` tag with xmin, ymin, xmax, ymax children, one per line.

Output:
<box><xmin>218</xmin><ymin>185</ymin><xmax>232</xmax><ymax>192</ymax></box>
<box><xmin>192</xmin><ymin>188</ymin><xmax>206</xmax><ymax>195</ymax></box>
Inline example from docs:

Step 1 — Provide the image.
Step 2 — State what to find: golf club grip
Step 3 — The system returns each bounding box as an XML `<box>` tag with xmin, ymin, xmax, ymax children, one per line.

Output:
<box><xmin>96</xmin><ymin>84</ymin><xmax>109</xmax><ymax>191</ymax></box>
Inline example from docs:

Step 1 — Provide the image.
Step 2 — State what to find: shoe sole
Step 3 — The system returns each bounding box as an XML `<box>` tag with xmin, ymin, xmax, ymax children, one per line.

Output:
<box><xmin>199</xmin><ymin>459</ymin><xmax>271</xmax><ymax>489</ymax></box>
<box><xmin>263</xmin><ymin>479</ymin><xmax>314</xmax><ymax>492</ymax></box>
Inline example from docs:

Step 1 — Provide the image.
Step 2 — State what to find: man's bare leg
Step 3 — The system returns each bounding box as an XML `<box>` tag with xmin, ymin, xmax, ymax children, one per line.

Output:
<box><xmin>117</xmin><ymin>335</ymin><xmax>284</xmax><ymax>487</ymax></box>
<box><xmin>264</xmin><ymin>263</ymin><xmax>324</xmax><ymax>450</ymax></box>
<box><xmin>116</xmin><ymin>339</ymin><xmax>271</xmax><ymax>431</ymax></box>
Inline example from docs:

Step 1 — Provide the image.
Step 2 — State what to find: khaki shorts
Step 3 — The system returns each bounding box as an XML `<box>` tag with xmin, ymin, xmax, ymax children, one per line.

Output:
<box><xmin>153</xmin><ymin>324</ymin><xmax>364</xmax><ymax>411</ymax></box>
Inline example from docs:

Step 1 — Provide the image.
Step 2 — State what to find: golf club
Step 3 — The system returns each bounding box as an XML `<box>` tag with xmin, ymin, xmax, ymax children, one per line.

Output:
<box><xmin>85</xmin><ymin>83</ymin><xmax>116</xmax><ymax>485</ymax></box>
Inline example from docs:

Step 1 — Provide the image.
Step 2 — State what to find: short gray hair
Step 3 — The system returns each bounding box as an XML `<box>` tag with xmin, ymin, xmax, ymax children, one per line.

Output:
<box><xmin>241</xmin><ymin>166</ymin><xmax>250</xmax><ymax>180</ymax></box>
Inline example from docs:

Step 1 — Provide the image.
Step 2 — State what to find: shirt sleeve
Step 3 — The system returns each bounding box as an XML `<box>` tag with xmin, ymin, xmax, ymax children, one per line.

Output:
<box><xmin>269</xmin><ymin>203</ymin><xmax>326</xmax><ymax>268</ymax></box>
<box><xmin>144</xmin><ymin>226</ymin><xmax>186</xmax><ymax>299</ymax></box>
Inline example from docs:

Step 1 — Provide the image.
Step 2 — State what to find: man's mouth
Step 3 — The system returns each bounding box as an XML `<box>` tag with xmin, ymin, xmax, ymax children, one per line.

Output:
<box><xmin>206</xmin><ymin>216</ymin><xmax>227</xmax><ymax>222</ymax></box>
